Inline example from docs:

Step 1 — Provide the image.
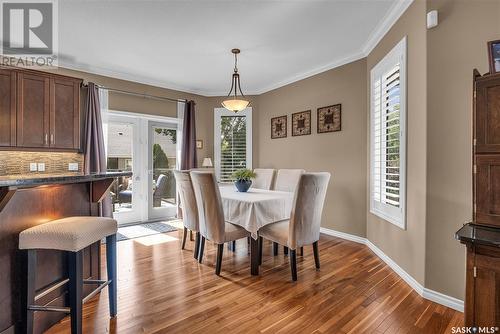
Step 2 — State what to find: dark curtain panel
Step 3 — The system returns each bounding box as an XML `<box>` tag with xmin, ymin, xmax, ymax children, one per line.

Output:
<box><xmin>181</xmin><ymin>100</ymin><xmax>197</xmax><ymax>170</ymax></box>
<box><xmin>84</xmin><ymin>82</ymin><xmax>112</xmax><ymax>217</ymax></box>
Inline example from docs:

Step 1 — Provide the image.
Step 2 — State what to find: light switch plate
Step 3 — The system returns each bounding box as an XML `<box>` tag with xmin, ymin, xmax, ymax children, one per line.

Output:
<box><xmin>68</xmin><ymin>163</ymin><xmax>79</xmax><ymax>171</ymax></box>
<box><xmin>30</xmin><ymin>163</ymin><xmax>37</xmax><ymax>172</ymax></box>
<box><xmin>37</xmin><ymin>163</ymin><xmax>45</xmax><ymax>172</ymax></box>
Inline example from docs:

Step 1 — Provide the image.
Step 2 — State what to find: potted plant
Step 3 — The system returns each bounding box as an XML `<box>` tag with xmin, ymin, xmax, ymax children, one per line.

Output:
<box><xmin>232</xmin><ymin>168</ymin><xmax>256</xmax><ymax>192</ymax></box>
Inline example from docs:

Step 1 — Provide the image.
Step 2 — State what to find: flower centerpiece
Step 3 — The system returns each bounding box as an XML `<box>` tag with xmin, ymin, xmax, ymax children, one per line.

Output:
<box><xmin>231</xmin><ymin>168</ymin><xmax>256</xmax><ymax>192</ymax></box>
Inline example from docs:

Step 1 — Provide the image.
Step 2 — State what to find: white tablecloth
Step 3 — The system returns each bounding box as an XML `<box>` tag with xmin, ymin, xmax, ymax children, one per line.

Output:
<box><xmin>219</xmin><ymin>185</ymin><xmax>294</xmax><ymax>239</ymax></box>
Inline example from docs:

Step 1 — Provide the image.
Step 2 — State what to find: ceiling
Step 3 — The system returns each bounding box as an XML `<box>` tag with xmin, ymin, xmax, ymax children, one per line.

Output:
<box><xmin>58</xmin><ymin>0</ymin><xmax>412</xmax><ymax>96</ymax></box>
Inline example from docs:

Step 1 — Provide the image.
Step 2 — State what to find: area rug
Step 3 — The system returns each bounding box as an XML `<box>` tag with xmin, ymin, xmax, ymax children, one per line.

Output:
<box><xmin>116</xmin><ymin>221</ymin><xmax>179</xmax><ymax>242</ymax></box>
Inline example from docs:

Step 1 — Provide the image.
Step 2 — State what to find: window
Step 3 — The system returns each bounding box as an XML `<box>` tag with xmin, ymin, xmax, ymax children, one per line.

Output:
<box><xmin>214</xmin><ymin>108</ymin><xmax>252</xmax><ymax>182</ymax></box>
<box><xmin>370</xmin><ymin>37</ymin><xmax>407</xmax><ymax>229</ymax></box>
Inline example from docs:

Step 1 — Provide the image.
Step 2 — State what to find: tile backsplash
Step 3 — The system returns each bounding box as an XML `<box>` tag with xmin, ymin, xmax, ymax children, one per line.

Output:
<box><xmin>0</xmin><ymin>151</ymin><xmax>84</xmax><ymax>176</ymax></box>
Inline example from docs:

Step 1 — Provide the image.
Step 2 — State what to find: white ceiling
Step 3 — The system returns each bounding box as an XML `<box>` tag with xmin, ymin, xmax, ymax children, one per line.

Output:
<box><xmin>58</xmin><ymin>0</ymin><xmax>412</xmax><ymax>96</ymax></box>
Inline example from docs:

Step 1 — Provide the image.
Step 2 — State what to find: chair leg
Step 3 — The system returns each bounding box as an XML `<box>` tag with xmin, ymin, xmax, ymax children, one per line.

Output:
<box><xmin>68</xmin><ymin>250</ymin><xmax>83</xmax><ymax>334</ymax></box>
<box><xmin>194</xmin><ymin>232</ymin><xmax>200</xmax><ymax>259</ymax></box>
<box><xmin>232</xmin><ymin>240</ymin><xmax>236</xmax><ymax>251</ymax></box>
<box><xmin>181</xmin><ymin>227</ymin><xmax>188</xmax><ymax>250</ymax></box>
<box><xmin>258</xmin><ymin>236</ymin><xmax>263</xmax><ymax>265</ymax></box>
<box><xmin>215</xmin><ymin>244</ymin><xmax>224</xmax><ymax>275</ymax></box>
<box><xmin>23</xmin><ymin>249</ymin><xmax>36</xmax><ymax>334</ymax></box>
<box><xmin>198</xmin><ymin>236</ymin><xmax>205</xmax><ymax>263</ymax></box>
<box><xmin>300</xmin><ymin>247</ymin><xmax>304</xmax><ymax>256</ymax></box>
<box><xmin>106</xmin><ymin>234</ymin><xmax>118</xmax><ymax>317</ymax></box>
<box><xmin>273</xmin><ymin>242</ymin><xmax>278</xmax><ymax>256</ymax></box>
<box><xmin>290</xmin><ymin>249</ymin><xmax>297</xmax><ymax>281</ymax></box>
<box><xmin>284</xmin><ymin>246</ymin><xmax>288</xmax><ymax>256</ymax></box>
<box><xmin>313</xmin><ymin>241</ymin><xmax>320</xmax><ymax>269</ymax></box>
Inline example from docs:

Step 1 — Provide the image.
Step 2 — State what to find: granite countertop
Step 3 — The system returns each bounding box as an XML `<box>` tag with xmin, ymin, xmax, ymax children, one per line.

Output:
<box><xmin>0</xmin><ymin>171</ymin><xmax>133</xmax><ymax>187</ymax></box>
<box><xmin>455</xmin><ymin>223</ymin><xmax>500</xmax><ymax>247</ymax></box>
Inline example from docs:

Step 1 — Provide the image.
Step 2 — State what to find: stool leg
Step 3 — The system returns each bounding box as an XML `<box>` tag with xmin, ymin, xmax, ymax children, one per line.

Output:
<box><xmin>273</xmin><ymin>242</ymin><xmax>278</xmax><ymax>256</ymax></box>
<box><xmin>23</xmin><ymin>249</ymin><xmax>36</xmax><ymax>334</ymax></box>
<box><xmin>106</xmin><ymin>234</ymin><xmax>117</xmax><ymax>317</ymax></box>
<box><xmin>284</xmin><ymin>246</ymin><xmax>289</xmax><ymax>256</ymax></box>
<box><xmin>68</xmin><ymin>250</ymin><xmax>83</xmax><ymax>334</ymax></box>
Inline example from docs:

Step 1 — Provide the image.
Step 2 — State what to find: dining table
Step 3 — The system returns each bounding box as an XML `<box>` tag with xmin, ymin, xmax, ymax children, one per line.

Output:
<box><xmin>219</xmin><ymin>184</ymin><xmax>295</xmax><ymax>275</ymax></box>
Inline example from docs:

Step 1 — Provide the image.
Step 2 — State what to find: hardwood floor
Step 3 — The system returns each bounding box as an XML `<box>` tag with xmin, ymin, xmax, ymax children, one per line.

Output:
<box><xmin>46</xmin><ymin>231</ymin><xmax>463</xmax><ymax>334</ymax></box>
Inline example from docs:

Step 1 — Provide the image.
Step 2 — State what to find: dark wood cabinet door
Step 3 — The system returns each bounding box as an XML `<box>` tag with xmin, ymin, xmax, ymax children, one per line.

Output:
<box><xmin>16</xmin><ymin>72</ymin><xmax>50</xmax><ymax>148</ymax></box>
<box><xmin>475</xmin><ymin>78</ymin><xmax>500</xmax><ymax>153</ymax></box>
<box><xmin>473</xmin><ymin>248</ymin><xmax>500</xmax><ymax>327</ymax></box>
<box><xmin>0</xmin><ymin>69</ymin><xmax>16</xmax><ymax>146</ymax></box>
<box><xmin>50</xmin><ymin>78</ymin><xmax>81</xmax><ymax>149</ymax></box>
<box><xmin>475</xmin><ymin>154</ymin><xmax>500</xmax><ymax>227</ymax></box>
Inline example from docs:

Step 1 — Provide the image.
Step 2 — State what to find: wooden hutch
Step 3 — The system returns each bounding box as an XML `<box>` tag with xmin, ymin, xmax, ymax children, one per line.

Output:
<box><xmin>456</xmin><ymin>70</ymin><xmax>500</xmax><ymax>327</ymax></box>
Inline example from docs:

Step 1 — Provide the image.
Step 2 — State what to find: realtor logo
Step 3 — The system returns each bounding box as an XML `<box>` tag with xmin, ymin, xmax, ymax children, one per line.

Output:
<box><xmin>0</xmin><ymin>0</ymin><xmax>58</xmax><ymax>67</ymax></box>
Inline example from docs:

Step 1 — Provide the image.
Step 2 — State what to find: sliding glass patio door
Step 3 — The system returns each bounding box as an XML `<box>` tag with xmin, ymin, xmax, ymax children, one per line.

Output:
<box><xmin>148</xmin><ymin>121</ymin><xmax>179</xmax><ymax>220</ymax></box>
<box><xmin>104</xmin><ymin>111</ymin><xmax>181</xmax><ymax>225</ymax></box>
<box><xmin>104</xmin><ymin>115</ymin><xmax>142</xmax><ymax>224</ymax></box>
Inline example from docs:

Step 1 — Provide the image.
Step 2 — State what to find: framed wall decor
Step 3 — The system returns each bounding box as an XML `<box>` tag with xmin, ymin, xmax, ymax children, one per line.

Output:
<box><xmin>271</xmin><ymin>115</ymin><xmax>287</xmax><ymax>139</ymax></box>
<box><xmin>487</xmin><ymin>40</ymin><xmax>500</xmax><ymax>74</ymax></box>
<box><xmin>196</xmin><ymin>140</ymin><xmax>203</xmax><ymax>149</ymax></box>
<box><xmin>317</xmin><ymin>104</ymin><xmax>341</xmax><ymax>133</ymax></box>
<box><xmin>292</xmin><ymin>110</ymin><xmax>311</xmax><ymax>136</ymax></box>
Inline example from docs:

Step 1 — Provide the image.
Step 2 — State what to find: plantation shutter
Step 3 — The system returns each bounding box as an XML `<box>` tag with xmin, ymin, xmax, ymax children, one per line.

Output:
<box><xmin>370</xmin><ymin>37</ymin><xmax>406</xmax><ymax>228</ymax></box>
<box><xmin>219</xmin><ymin>115</ymin><xmax>248</xmax><ymax>182</ymax></box>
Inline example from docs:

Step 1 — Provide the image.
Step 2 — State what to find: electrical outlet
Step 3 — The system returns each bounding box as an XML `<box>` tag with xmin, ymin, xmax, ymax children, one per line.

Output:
<box><xmin>29</xmin><ymin>163</ymin><xmax>37</xmax><ymax>172</ymax></box>
<box><xmin>37</xmin><ymin>163</ymin><xmax>45</xmax><ymax>172</ymax></box>
<box><xmin>68</xmin><ymin>163</ymin><xmax>79</xmax><ymax>171</ymax></box>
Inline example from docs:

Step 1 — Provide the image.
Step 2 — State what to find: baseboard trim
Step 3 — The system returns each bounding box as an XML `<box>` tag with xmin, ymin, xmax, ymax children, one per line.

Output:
<box><xmin>319</xmin><ymin>227</ymin><xmax>464</xmax><ymax>312</ymax></box>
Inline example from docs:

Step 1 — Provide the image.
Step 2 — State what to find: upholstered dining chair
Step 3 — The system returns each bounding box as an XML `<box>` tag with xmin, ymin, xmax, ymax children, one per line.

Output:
<box><xmin>273</xmin><ymin>168</ymin><xmax>306</xmax><ymax>255</ymax></box>
<box><xmin>190</xmin><ymin>171</ymin><xmax>250</xmax><ymax>275</ymax></box>
<box><xmin>173</xmin><ymin>170</ymin><xmax>200</xmax><ymax>259</ymax></box>
<box><xmin>259</xmin><ymin>172</ymin><xmax>331</xmax><ymax>281</ymax></box>
<box><xmin>273</xmin><ymin>169</ymin><xmax>306</xmax><ymax>193</ymax></box>
<box><xmin>252</xmin><ymin>168</ymin><xmax>276</xmax><ymax>190</ymax></box>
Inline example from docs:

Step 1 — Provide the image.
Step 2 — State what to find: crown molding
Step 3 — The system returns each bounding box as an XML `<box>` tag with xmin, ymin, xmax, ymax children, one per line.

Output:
<box><xmin>362</xmin><ymin>0</ymin><xmax>414</xmax><ymax>55</ymax></box>
<box><xmin>58</xmin><ymin>0</ymin><xmax>414</xmax><ymax>97</ymax></box>
<box><xmin>57</xmin><ymin>60</ymin><xmax>215</xmax><ymax>97</ymax></box>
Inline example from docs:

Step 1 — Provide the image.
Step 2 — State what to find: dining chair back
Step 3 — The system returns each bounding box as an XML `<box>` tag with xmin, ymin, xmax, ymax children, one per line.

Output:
<box><xmin>289</xmin><ymin>172</ymin><xmax>331</xmax><ymax>250</ymax></box>
<box><xmin>174</xmin><ymin>170</ymin><xmax>201</xmax><ymax>257</ymax></box>
<box><xmin>274</xmin><ymin>169</ymin><xmax>306</xmax><ymax>192</ymax></box>
<box><xmin>173</xmin><ymin>170</ymin><xmax>199</xmax><ymax>232</ymax></box>
<box><xmin>253</xmin><ymin>168</ymin><xmax>275</xmax><ymax>190</ymax></box>
<box><xmin>190</xmin><ymin>171</ymin><xmax>226</xmax><ymax>244</ymax></box>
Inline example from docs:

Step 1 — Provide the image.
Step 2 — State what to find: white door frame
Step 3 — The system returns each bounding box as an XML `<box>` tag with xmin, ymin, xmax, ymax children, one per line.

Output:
<box><xmin>148</xmin><ymin>119</ymin><xmax>180</xmax><ymax>220</ymax></box>
<box><xmin>103</xmin><ymin>107</ymin><xmax>183</xmax><ymax>224</ymax></box>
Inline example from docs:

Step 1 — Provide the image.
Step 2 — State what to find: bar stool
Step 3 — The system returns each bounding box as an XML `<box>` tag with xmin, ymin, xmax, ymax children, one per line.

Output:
<box><xmin>19</xmin><ymin>216</ymin><xmax>118</xmax><ymax>334</ymax></box>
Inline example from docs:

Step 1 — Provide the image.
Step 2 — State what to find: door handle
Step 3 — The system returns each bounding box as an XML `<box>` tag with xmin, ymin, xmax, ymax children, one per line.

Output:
<box><xmin>50</xmin><ymin>134</ymin><xmax>54</xmax><ymax>144</ymax></box>
<box><xmin>45</xmin><ymin>134</ymin><xmax>48</xmax><ymax>145</ymax></box>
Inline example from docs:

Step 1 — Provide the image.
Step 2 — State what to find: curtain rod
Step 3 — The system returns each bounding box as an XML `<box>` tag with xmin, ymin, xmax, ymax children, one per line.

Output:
<box><xmin>86</xmin><ymin>83</ymin><xmax>188</xmax><ymax>104</ymax></box>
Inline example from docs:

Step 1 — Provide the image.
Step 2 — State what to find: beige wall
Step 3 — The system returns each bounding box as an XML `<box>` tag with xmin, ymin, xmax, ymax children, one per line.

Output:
<box><xmin>255</xmin><ymin>59</ymin><xmax>368</xmax><ymax>237</ymax></box>
<box><xmin>425</xmin><ymin>0</ymin><xmax>500</xmax><ymax>299</ymax></box>
<box><xmin>366</xmin><ymin>0</ymin><xmax>428</xmax><ymax>285</ymax></box>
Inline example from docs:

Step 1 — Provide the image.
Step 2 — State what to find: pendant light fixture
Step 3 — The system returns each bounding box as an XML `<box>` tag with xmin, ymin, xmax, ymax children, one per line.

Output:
<box><xmin>222</xmin><ymin>48</ymin><xmax>250</xmax><ymax>113</ymax></box>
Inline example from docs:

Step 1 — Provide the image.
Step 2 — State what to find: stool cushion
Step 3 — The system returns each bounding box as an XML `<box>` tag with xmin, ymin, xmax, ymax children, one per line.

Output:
<box><xmin>19</xmin><ymin>217</ymin><xmax>118</xmax><ymax>252</ymax></box>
